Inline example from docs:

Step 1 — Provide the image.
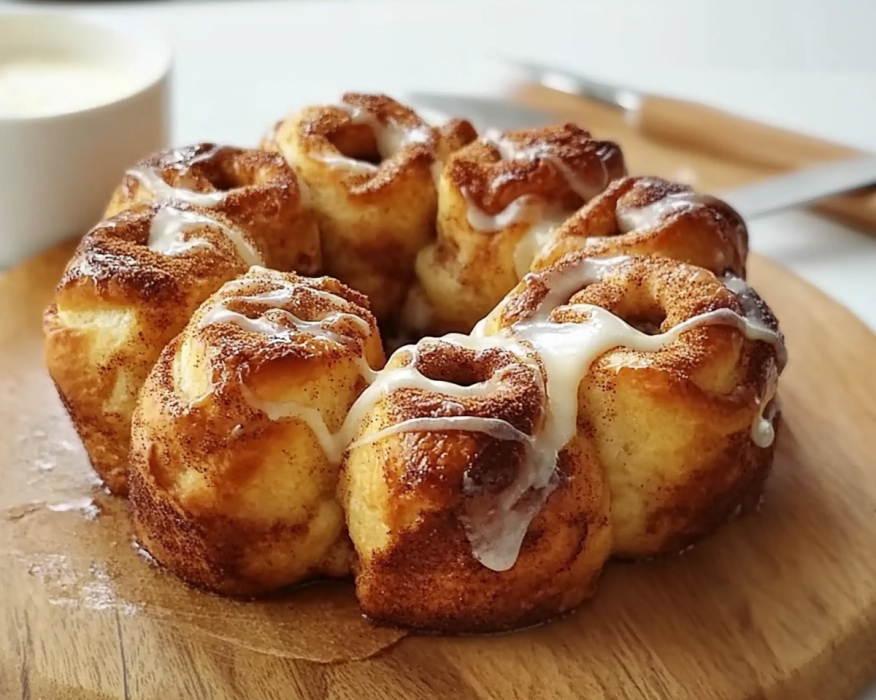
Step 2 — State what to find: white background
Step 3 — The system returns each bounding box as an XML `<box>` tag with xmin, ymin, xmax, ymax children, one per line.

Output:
<box><xmin>2</xmin><ymin>0</ymin><xmax>875</xmax><ymax>696</ymax></box>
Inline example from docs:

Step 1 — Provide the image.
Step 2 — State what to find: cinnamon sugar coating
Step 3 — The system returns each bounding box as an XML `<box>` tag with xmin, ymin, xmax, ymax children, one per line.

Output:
<box><xmin>339</xmin><ymin>340</ymin><xmax>612</xmax><ymax>632</ymax></box>
<box><xmin>130</xmin><ymin>267</ymin><xmax>385</xmax><ymax>596</ymax></box>
<box><xmin>532</xmin><ymin>175</ymin><xmax>748</xmax><ymax>277</ymax></box>
<box><xmin>404</xmin><ymin>124</ymin><xmax>626</xmax><ymax>337</ymax></box>
<box><xmin>448</xmin><ymin>124</ymin><xmax>625</xmax><ymax>215</ymax></box>
<box><xmin>262</xmin><ymin>93</ymin><xmax>476</xmax><ymax>326</ymax></box>
<box><xmin>107</xmin><ymin>143</ymin><xmax>321</xmax><ymax>273</ymax></box>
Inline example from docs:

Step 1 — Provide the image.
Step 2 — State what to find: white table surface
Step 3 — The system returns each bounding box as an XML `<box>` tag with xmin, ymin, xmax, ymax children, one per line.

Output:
<box><xmin>2</xmin><ymin>0</ymin><xmax>875</xmax><ymax>696</ymax></box>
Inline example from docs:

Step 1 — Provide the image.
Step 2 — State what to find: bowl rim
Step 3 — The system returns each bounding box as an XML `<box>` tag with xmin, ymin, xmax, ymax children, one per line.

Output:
<box><xmin>0</xmin><ymin>10</ymin><xmax>173</xmax><ymax>125</ymax></box>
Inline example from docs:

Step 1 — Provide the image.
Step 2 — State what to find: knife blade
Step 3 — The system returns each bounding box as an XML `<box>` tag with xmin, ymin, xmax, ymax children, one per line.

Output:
<box><xmin>406</xmin><ymin>91</ymin><xmax>876</xmax><ymax>221</ymax></box>
<box><xmin>489</xmin><ymin>58</ymin><xmax>644</xmax><ymax>111</ymax></box>
<box><xmin>409</xmin><ymin>92</ymin><xmax>557</xmax><ymax>131</ymax></box>
<box><xmin>722</xmin><ymin>156</ymin><xmax>876</xmax><ymax>220</ymax></box>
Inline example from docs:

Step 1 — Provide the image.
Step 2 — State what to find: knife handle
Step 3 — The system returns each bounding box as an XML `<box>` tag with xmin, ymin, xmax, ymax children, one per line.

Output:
<box><xmin>636</xmin><ymin>95</ymin><xmax>861</xmax><ymax>171</ymax></box>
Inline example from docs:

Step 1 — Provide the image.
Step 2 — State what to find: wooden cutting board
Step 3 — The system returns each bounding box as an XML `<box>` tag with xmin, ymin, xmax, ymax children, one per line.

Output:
<box><xmin>1</xmin><ymin>242</ymin><xmax>876</xmax><ymax>700</ymax></box>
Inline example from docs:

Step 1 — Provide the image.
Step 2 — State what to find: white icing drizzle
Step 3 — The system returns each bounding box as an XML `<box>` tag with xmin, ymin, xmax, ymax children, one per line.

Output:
<box><xmin>513</xmin><ymin>213</ymin><xmax>568</xmax><ymax>278</ymax></box>
<box><xmin>193</xmin><ymin>256</ymin><xmax>786</xmax><ymax>574</ymax></box>
<box><xmin>616</xmin><ymin>189</ymin><xmax>717</xmax><ymax>232</ymax></box>
<box><xmin>127</xmin><ymin>146</ymin><xmax>228</xmax><ymax>207</ymax></box>
<box><xmin>316</xmin><ymin>101</ymin><xmax>434</xmax><ymax>173</ymax></box>
<box><xmin>614</xmin><ymin>183</ymin><xmax>747</xmax><ymax>272</ymax></box>
<box><xmin>751</xmin><ymin>365</ymin><xmax>780</xmax><ymax>449</ymax></box>
<box><xmin>242</xmin><ymin>386</ymin><xmax>349</xmax><ymax>463</ymax></box>
<box><xmin>197</xmin><ymin>272</ymin><xmax>377</xmax><ymax>461</ymax></box>
<box><xmin>720</xmin><ymin>274</ymin><xmax>788</xmax><ymax>370</ymax></box>
<box><xmin>721</xmin><ymin>273</ymin><xmax>787</xmax><ymax>447</ymax></box>
<box><xmin>147</xmin><ymin>206</ymin><xmax>264</xmax><ymax>267</ymax></box>
<box><xmin>482</xmin><ymin>129</ymin><xmax>611</xmax><ymax>203</ymax></box>
<box><xmin>347</xmin><ymin>415</ymin><xmax>532</xmax><ymax>452</ymax></box>
<box><xmin>463</xmin><ymin>191</ymin><xmax>568</xmax><ymax>286</ymax></box>
<box><xmin>465</xmin><ymin>194</ymin><xmax>537</xmax><ymax>232</ymax></box>
<box><xmin>721</xmin><ymin>275</ymin><xmax>788</xmax><ymax>371</ymax></box>
<box><xmin>200</xmin><ymin>273</ymin><xmax>371</xmax><ymax>349</ymax></box>
<box><xmin>520</xmin><ymin>182</ymin><xmax>747</xmax><ymax>285</ymax></box>
<box><xmin>339</xmin><ymin>333</ymin><xmax>537</xmax><ymax>455</ymax></box>
<box><xmin>528</xmin><ymin>255</ymin><xmax>628</xmax><ymax>314</ymax></box>
<box><xmin>463</xmin><ymin>194</ymin><xmax>568</xmax><ymax>276</ymax></box>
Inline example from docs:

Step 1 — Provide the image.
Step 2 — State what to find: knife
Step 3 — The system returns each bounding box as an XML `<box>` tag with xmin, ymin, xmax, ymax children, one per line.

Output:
<box><xmin>473</xmin><ymin>59</ymin><xmax>862</xmax><ymax>173</ymax></box>
<box><xmin>407</xmin><ymin>91</ymin><xmax>876</xmax><ymax>221</ymax></box>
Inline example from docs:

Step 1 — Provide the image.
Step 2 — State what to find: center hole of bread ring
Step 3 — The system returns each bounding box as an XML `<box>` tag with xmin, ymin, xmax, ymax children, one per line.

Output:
<box><xmin>612</xmin><ymin>300</ymin><xmax>668</xmax><ymax>336</ymax></box>
<box><xmin>625</xmin><ymin>314</ymin><xmax>666</xmax><ymax>335</ymax></box>
<box><xmin>415</xmin><ymin>346</ymin><xmax>507</xmax><ymax>388</ymax></box>
<box><xmin>330</xmin><ymin>124</ymin><xmax>383</xmax><ymax>166</ymax></box>
<box><xmin>568</xmin><ymin>276</ymin><xmax>671</xmax><ymax>336</ymax></box>
<box><xmin>198</xmin><ymin>162</ymin><xmax>252</xmax><ymax>192</ymax></box>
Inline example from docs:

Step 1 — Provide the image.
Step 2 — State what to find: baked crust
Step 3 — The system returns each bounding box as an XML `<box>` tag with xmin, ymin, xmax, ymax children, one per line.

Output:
<box><xmin>129</xmin><ymin>267</ymin><xmax>385</xmax><ymax>595</ymax></box>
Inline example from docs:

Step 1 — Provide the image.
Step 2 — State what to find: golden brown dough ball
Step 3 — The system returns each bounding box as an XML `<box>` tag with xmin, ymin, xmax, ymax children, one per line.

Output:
<box><xmin>339</xmin><ymin>337</ymin><xmax>612</xmax><ymax>632</ymax></box>
<box><xmin>263</xmin><ymin>93</ymin><xmax>476</xmax><ymax>328</ymax></box>
<box><xmin>478</xmin><ymin>253</ymin><xmax>785</xmax><ymax>556</ymax></box>
<box><xmin>44</xmin><ymin>202</ymin><xmax>259</xmax><ymax>494</ymax></box>
<box><xmin>532</xmin><ymin>175</ymin><xmax>748</xmax><ymax>278</ymax></box>
<box><xmin>130</xmin><ymin>266</ymin><xmax>384</xmax><ymax>595</ymax></box>
<box><xmin>404</xmin><ymin>124</ymin><xmax>625</xmax><ymax>336</ymax></box>
<box><xmin>107</xmin><ymin>143</ymin><xmax>321</xmax><ymax>274</ymax></box>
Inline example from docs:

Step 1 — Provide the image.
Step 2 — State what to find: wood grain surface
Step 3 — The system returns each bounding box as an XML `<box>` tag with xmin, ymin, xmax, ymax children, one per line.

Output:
<box><xmin>1</xmin><ymin>240</ymin><xmax>876</xmax><ymax>700</ymax></box>
<box><xmin>507</xmin><ymin>83</ymin><xmax>876</xmax><ymax>234</ymax></box>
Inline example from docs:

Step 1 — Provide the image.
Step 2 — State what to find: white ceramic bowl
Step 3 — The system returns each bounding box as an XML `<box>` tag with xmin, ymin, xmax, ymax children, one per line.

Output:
<box><xmin>0</xmin><ymin>12</ymin><xmax>172</xmax><ymax>269</ymax></box>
